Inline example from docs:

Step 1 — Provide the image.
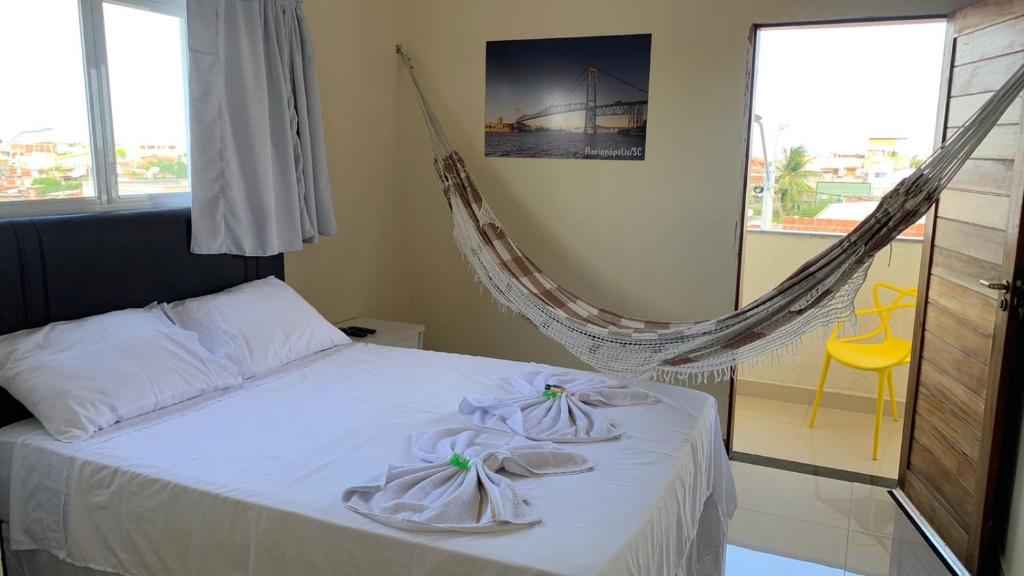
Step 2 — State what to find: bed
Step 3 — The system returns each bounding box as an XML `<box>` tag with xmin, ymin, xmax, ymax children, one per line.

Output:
<box><xmin>0</xmin><ymin>209</ymin><xmax>736</xmax><ymax>576</ymax></box>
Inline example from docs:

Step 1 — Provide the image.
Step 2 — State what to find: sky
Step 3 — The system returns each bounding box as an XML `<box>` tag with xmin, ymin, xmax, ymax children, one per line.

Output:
<box><xmin>485</xmin><ymin>34</ymin><xmax>651</xmax><ymax>129</ymax></box>
<box><xmin>752</xmin><ymin>21</ymin><xmax>948</xmax><ymax>160</ymax></box>
<box><xmin>0</xmin><ymin>0</ymin><xmax>187</xmax><ymax>149</ymax></box>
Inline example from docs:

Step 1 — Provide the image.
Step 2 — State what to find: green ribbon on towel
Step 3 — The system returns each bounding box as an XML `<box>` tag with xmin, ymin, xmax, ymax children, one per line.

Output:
<box><xmin>542</xmin><ymin>385</ymin><xmax>567</xmax><ymax>400</ymax></box>
<box><xmin>448</xmin><ymin>453</ymin><xmax>472</xmax><ymax>471</ymax></box>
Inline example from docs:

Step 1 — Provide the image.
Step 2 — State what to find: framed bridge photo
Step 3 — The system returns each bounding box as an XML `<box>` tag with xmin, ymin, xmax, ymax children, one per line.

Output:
<box><xmin>484</xmin><ymin>33</ymin><xmax>652</xmax><ymax>160</ymax></box>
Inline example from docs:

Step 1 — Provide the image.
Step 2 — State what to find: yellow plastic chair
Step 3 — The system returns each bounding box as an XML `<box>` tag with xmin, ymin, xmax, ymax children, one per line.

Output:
<box><xmin>809</xmin><ymin>282</ymin><xmax>917</xmax><ymax>460</ymax></box>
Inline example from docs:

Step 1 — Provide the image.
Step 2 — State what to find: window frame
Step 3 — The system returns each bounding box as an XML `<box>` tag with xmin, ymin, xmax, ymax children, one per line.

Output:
<box><xmin>0</xmin><ymin>0</ymin><xmax>189</xmax><ymax>218</ymax></box>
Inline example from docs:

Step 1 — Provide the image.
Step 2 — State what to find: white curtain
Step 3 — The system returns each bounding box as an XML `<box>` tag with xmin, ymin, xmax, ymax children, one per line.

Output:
<box><xmin>187</xmin><ymin>0</ymin><xmax>336</xmax><ymax>256</ymax></box>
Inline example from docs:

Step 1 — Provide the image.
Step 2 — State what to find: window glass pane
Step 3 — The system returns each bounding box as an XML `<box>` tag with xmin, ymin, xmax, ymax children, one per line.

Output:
<box><xmin>104</xmin><ymin>2</ymin><xmax>188</xmax><ymax>197</ymax></box>
<box><xmin>0</xmin><ymin>0</ymin><xmax>95</xmax><ymax>204</ymax></box>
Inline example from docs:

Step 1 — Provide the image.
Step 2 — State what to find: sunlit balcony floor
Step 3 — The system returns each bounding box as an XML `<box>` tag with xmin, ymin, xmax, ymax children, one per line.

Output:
<box><xmin>732</xmin><ymin>394</ymin><xmax>904</xmax><ymax>480</ymax></box>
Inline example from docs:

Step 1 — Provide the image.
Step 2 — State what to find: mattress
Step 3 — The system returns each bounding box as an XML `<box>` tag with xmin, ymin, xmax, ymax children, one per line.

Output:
<box><xmin>7</xmin><ymin>343</ymin><xmax>735</xmax><ymax>576</ymax></box>
<box><xmin>0</xmin><ymin>418</ymin><xmax>41</xmax><ymax>522</ymax></box>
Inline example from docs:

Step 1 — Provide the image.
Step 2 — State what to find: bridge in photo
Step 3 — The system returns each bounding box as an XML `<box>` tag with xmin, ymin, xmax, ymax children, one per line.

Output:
<box><xmin>512</xmin><ymin>65</ymin><xmax>648</xmax><ymax>134</ymax></box>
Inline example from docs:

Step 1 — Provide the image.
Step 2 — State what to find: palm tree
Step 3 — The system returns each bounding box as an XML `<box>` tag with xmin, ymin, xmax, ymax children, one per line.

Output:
<box><xmin>774</xmin><ymin>145</ymin><xmax>818</xmax><ymax>216</ymax></box>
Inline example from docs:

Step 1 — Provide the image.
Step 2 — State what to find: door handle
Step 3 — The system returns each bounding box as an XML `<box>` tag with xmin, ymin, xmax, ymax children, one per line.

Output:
<box><xmin>981</xmin><ymin>279</ymin><xmax>1011</xmax><ymax>312</ymax></box>
<box><xmin>980</xmin><ymin>279</ymin><xmax>1010</xmax><ymax>291</ymax></box>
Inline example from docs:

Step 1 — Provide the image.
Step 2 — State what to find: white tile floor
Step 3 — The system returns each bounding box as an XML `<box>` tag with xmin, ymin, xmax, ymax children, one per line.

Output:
<box><xmin>726</xmin><ymin>461</ymin><xmax>950</xmax><ymax>576</ymax></box>
<box><xmin>733</xmin><ymin>394</ymin><xmax>903</xmax><ymax>479</ymax></box>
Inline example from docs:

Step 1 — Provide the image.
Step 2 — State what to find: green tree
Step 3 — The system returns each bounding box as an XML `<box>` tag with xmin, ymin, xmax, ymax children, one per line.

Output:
<box><xmin>774</xmin><ymin>145</ymin><xmax>818</xmax><ymax>216</ymax></box>
<box><xmin>30</xmin><ymin>177</ymin><xmax>82</xmax><ymax>195</ymax></box>
<box><xmin>144</xmin><ymin>159</ymin><xmax>188</xmax><ymax>179</ymax></box>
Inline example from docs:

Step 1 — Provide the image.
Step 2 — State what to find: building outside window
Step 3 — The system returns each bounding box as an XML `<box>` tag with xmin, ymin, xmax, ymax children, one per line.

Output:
<box><xmin>0</xmin><ymin>0</ymin><xmax>189</xmax><ymax>217</ymax></box>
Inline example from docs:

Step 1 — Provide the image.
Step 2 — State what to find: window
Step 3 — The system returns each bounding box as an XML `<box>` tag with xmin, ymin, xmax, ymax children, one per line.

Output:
<box><xmin>0</xmin><ymin>0</ymin><xmax>188</xmax><ymax>217</ymax></box>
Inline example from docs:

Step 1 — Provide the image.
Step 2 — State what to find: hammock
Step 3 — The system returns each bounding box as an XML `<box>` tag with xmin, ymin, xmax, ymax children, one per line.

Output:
<box><xmin>398</xmin><ymin>46</ymin><xmax>1024</xmax><ymax>379</ymax></box>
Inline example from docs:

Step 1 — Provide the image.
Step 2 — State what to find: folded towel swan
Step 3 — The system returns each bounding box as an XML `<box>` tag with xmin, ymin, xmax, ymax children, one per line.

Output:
<box><xmin>458</xmin><ymin>370</ymin><xmax>658</xmax><ymax>442</ymax></box>
<box><xmin>342</xmin><ymin>426</ymin><xmax>592</xmax><ymax>532</ymax></box>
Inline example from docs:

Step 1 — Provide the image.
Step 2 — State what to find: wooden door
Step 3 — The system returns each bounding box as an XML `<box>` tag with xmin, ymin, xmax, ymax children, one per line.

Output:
<box><xmin>897</xmin><ymin>1</ymin><xmax>1024</xmax><ymax>574</ymax></box>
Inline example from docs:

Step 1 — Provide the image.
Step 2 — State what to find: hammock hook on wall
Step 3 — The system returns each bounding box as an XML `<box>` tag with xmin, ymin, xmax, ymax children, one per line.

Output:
<box><xmin>397</xmin><ymin>44</ymin><xmax>1024</xmax><ymax>381</ymax></box>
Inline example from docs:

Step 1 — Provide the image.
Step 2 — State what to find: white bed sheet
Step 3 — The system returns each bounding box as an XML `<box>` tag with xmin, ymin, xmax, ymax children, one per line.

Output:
<box><xmin>8</xmin><ymin>343</ymin><xmax>736</xmax><ymax>576</ymax></box>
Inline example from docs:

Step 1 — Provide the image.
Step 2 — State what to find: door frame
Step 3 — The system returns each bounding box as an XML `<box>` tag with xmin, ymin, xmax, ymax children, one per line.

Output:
<box><xmin>729</xmin><ymin>14</ymin><xmax>948</xmax><ymax>460</ymax></box>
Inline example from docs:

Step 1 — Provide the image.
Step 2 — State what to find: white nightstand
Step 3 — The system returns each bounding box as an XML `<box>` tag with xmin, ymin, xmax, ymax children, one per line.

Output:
<box><xmin>336</xmin><ymin>317</ymin><xmax>425</xmax><ymax>350</ymax></box>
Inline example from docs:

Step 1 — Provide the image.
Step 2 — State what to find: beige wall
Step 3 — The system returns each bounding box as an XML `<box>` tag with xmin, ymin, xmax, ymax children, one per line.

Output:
<box><xmin>394</xmin><ymin>0</ymin><xmax>970</xmax><ymax>440</ymax></box>
<box><xmin>283</xmin><ymin>0</ymin><xmax>413</xmax><ymax>325</ymax></box>
<box><xmin>397</xmin><ymin>0</ymin><xmax>966</xmax><ymax>370</ymax></box>
<box><xmin>739</xmin><ymin>232</ymin><xmax>923</xmax><ymax>401</ymax></box>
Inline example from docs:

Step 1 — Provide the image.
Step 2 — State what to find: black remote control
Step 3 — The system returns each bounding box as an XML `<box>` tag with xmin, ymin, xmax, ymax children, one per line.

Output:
<box><xmin>341</xmin><ymin>326</ymin><xmax>378</xmax><ymax>338</ymax></box>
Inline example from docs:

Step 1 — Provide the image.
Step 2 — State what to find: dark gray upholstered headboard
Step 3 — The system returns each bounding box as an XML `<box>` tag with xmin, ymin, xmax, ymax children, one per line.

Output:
<box><xmin>0</xmin><ymin>208</ymin><xmax>284</xmax><ymax>428</ymax></box>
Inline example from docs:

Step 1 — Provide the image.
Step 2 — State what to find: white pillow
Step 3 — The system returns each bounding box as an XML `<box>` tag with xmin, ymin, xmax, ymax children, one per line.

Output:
<box><xmin>162</xmin><ymin>276</ymin><xmax>349</xmax><ymax>378</ymax></box>
<box><xmin>0</xmin><ymin>307</ymin><xmax>242</xmax><ymax>443</ymax></box>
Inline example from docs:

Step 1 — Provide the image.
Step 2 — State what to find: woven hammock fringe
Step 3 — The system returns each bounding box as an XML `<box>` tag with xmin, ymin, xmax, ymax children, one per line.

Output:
<box><xmin>448</xmin><ymin>180</ymin><xmax>871</xmax><ymax>381</ymax></box>
<box><xmin>447</xmin><ymin>220</ymin><xmax>838</xmax><ymax>387</ymax></box>
<box><xmin>449</xmin><ymin>197</ymin><xmax>862</xmax><ymax>384</ymax></box>
<box><xmin>400</xmin><ymin>47</ymin><xmax>1024</xmax><ymax>382</ymax></box>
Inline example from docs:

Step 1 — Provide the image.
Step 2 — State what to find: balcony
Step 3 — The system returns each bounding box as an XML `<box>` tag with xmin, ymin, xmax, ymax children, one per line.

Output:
<box><xmin>735</xmin><ymin>228</ymin><xmax>923</xmax><ymax>480</ymax></box>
